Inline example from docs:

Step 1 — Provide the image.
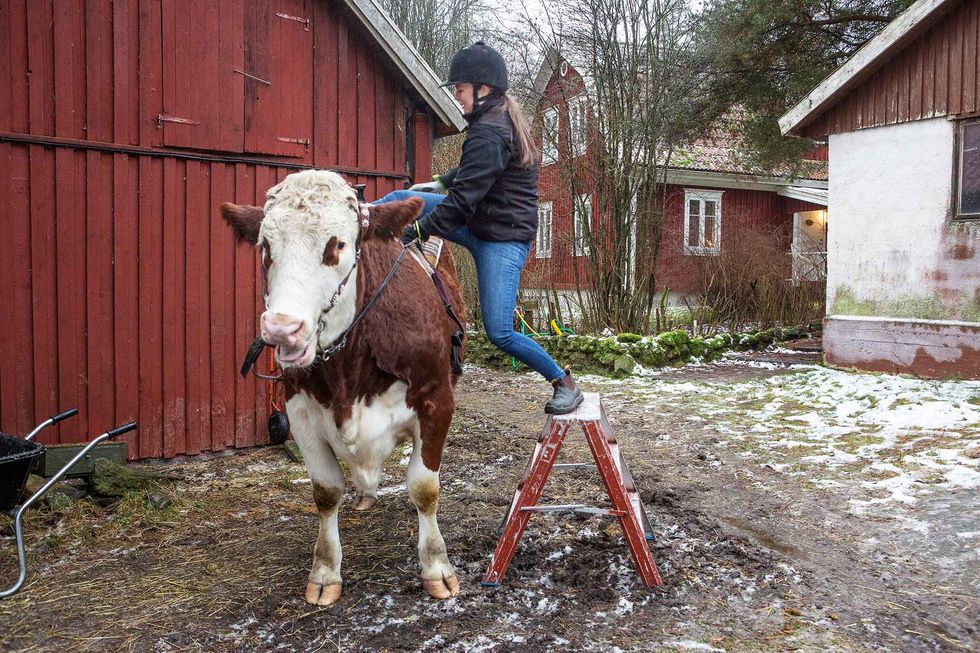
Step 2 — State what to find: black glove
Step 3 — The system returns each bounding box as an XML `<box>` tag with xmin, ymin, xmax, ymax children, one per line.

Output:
<box><xmin>401</xmin><ymin>219</ymin><xmax>430</xmax><ymax>246</ymax></box>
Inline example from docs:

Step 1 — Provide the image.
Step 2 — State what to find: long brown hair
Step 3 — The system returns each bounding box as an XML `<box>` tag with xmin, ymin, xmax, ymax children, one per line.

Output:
<box><xmin>497</xmin><ymin>92</ymin><xmax>538</xmax><ymax>168</ymax></box>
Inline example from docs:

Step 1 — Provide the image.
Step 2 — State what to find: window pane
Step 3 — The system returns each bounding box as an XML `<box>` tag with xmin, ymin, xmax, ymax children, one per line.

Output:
<box><xmin>704</xmin><ymin>215</ymin><xmax>716</xmax><ymax>248</ymax></box>
<box><xmin>704</xmin><ymin>200</ymin><xmax>716</xmax><ymax>217</ymax></box>
<box><xmin>688</xmin><ymin>212</ymin><xmax>701</xmax><ymax>247</ymax></box>
<box><xmin>961</xmin><ymin>121</ymin><xmax>980</xmax><ymax>215</ymax></box>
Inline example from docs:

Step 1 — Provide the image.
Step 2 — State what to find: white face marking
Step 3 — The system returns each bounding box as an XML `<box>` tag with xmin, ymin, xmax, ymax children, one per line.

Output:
<box><xmin>258</xmin><ymin>170</ymin><xmax>361</xmax><ymax>367</ymax></box>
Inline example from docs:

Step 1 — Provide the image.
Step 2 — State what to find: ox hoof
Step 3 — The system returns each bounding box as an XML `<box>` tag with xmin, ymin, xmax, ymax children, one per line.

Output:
<box><xmin>422</xmin><ymin>575</ymin><xmax>460</xmax><ymax>600</ymax></box>
<box><xmin>305</xmin><ymin>581</ymin><xmax>342</xmax><ymax>606</ymax></box>
<box><xmin>353</xmin><ymin>496</ymin><xmax>378</xmax><ymax>511</ymax></box>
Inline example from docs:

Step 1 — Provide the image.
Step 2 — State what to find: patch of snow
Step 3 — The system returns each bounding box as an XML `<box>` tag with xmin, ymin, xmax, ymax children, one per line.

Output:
<box><xmin>660</xmin><ymin>640</ymin><xmax>727</xmax><ymax>652</ymax></box>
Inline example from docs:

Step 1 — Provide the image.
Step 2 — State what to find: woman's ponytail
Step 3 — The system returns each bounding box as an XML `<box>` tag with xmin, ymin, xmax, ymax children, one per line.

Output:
<box><xmin>499</xmin><ymin>93</ymin><xmax>539</xmax><ymax>169</ymax></box>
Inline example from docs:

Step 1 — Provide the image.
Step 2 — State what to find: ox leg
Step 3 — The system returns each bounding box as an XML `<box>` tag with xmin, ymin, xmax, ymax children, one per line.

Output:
<box><xmin>408</xmin><ymin>422</ymin><xmax>459</xmax><ymax>599</ymax></box>
<box><xmin>288</xmin><ymin>397</ymin><xmax>346</xmax><ymax>606</ymax></box>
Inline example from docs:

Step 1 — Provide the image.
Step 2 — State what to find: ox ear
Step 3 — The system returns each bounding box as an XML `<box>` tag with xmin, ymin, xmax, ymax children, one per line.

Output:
<box><xmin>364</xmin><ymin>197</ymin><xmax>425</xmax><ymax>240</ymax></box>
<box><xmin>220</xmin><ymin>202</ymin><xmax>264</xmax><ymax>245</ymax></box>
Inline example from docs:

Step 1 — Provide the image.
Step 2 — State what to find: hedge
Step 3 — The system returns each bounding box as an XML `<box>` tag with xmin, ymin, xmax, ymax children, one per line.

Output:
<box><xmin>464</xmin><ymin>323</ymin><xmax>822</xmax><ymax>377</ymax></box>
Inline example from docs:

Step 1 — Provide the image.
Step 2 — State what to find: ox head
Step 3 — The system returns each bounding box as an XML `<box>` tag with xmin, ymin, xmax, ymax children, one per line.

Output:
<box><xmin>220</xmin><ymin>169</ymin><xmax>423</xmax><ymax>369</ymax></box>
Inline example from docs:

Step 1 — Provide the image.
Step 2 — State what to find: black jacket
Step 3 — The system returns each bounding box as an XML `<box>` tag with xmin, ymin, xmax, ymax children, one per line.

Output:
<box><xmin>421</xmin><ymin>94</ymin><xmax>539</xmax><ymax>243</ymax></box>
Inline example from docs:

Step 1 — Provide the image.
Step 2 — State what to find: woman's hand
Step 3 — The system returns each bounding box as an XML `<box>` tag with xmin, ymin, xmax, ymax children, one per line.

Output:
<box><xmin>401</xmin><ymin>220</ymin><xmax>430</xmax><ymax>246</ymax></box>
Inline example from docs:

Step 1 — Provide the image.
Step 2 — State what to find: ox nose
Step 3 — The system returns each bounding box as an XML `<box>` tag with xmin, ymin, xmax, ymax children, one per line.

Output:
<box><xmin>261</xmin><ymin>313</ymin><xmax>307</xmax><ymax>348</ymax></box>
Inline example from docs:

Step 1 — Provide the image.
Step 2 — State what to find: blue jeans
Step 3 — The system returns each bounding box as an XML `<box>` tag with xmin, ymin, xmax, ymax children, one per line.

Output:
<box><xmin>375</xmin><ymin>190</ymin><xmax>566</xmax><ymax>382</ymax></box>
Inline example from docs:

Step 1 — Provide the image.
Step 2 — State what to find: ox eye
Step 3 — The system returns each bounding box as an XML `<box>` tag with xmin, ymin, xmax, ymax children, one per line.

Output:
<box><xmin>322</xmin><ymin>236</ymin><xmax>340</xmax><ymax>266</ymax></box>
<box><xmin>260</xmin><ymin>242</ymin><xmax>273</xmax><ymax>269</ymax></box>
<box><xmin>337</xmin><ymin>242</ymin><xmax>346</xmax><ymax>250</ymax></box>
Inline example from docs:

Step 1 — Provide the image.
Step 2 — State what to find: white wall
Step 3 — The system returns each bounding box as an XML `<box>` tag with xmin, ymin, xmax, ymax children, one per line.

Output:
<box><xmin>827</xmin><ymin>117</ymin><xmax>978</xmax><ymax>321</ymax></box>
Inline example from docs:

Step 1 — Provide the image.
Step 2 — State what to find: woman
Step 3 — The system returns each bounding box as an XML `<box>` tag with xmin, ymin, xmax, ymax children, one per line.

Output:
<box><xmin>373</xmin><ymin>42</ymin><xmax>583</xmax><ymax>415</ymax></box>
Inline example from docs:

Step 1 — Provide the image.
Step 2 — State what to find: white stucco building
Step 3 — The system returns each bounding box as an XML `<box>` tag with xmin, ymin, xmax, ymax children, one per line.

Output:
<box><xmin>780</xmin><ymin>0</ymin><xmax>979</xmax><ymax>378</ymax></box>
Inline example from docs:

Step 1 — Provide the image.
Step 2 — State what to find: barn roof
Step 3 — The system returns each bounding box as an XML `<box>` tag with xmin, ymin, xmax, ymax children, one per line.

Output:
<box><xmin>344</xmin><ymin>0</ymin><xmax>466</xmax><ymax>133</ymax></box>
<box><xmin>779</xmin><ymin>0</ymin><xmax>955</xmax><ymax>137</ymax></box>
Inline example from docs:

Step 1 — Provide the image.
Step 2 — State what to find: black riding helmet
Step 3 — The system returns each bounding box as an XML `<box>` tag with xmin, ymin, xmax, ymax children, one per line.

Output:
<box><xmin>442</xmin><ymin>41</ymin><xmax>508</xmax><ymax>91</ymax></box>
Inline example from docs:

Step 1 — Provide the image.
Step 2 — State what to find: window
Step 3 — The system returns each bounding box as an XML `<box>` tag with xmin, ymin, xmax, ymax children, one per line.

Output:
<box><xmin>957</xmin><ymin>119</ymin><xmax>980</xmax><ymax>220</ymax></box>
<box><xmin>684</xmin><ymin>189</ymin><xmax>723</xmax><ymax>256</ymax></box>
<box><xmin>541</xmin><ymin>108</ymin><xmax>558</xmax><ymax>165</ymax></box>
<box><xmin>573</xmin><ymin>194</ymin><xmax>592</xmax><ymax>257</ymax></box>
<box><xmin>568</xmin><ymin>95</ymin><xmax>588</xmax><ymax>156</ymax></box>
<box><xmin>536</xmin><ymin>202</ymin><xmax>553</xmax><ymax>258</ymax></box>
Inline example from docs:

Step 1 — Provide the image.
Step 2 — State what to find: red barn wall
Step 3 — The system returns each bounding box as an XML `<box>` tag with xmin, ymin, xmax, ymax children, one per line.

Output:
<box><xmin>0</xmin><ymin>0</ymin><xmax>435</xmax><ymax>458</ymax></box>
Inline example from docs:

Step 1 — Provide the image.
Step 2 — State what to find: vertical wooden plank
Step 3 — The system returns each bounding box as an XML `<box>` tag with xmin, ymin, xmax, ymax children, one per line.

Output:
<box><xmin>26</xmin><ymin>0</ymin><xmax>55</xmax><ymax>136</ymax></box>
<box><xmin>219</xmin><ymin>0</ymin><xmax>245</xmax><ymax>152</ymax></box>
<box><xmin>86</xmin><ymin>150</ymin><xmax>115</xmax><ymax>438</ymax></box>
<box><xmin>921</xmin><ymin>28</ymin><xmax>937</xmax><ymax>118</ymax></box>
<box><xmin>139</xmin><ymin>0</ymin><xmax>163</xmax><ymax>147</ymax></box>
<box><xmin>357</xmin><ymin>43</ymin><xmax>377</xmax><ymax>170</ymax></box>
<box><xmin>162</xmin><ymin>157</ymin><xmax>187</xmax><ymax>457</ymax></box>
<box><xmin>937</xmin><ymin>13</ymin><xmax>950</xmax><ymax>115</ymax></box>
<box><xmin>394</xmin><ymin>95</ymin><xmax>408</xmax><ymax>178</ymax></box>
<box><xmin>55</xmin><ymin>148</ymin><xmax>88</xmax><ymax>443</ymax></box>
<box><xmin>412</xmin><ymin>112</ymin><xmax>432</xmax><ymax>184</ymax></box>
<box><xmin>313</xmin><ymin>0</ymin><xmax>339</xmax><ymax>167</ymax></box>
<box><xmin>184</xmin><ymin>159</ymin><xmax>211</xmax><ymax>455</ymax></box>
<box><xmin>337</xmin><ymin>18</ymin><xmax>356</xmax><ymax>168</ymax></box>
<box><xmin>53</xmin><ymin>0</ymin><xmax>86</xmax><ymax>139</ymax></box>
<box><xmin>963</xmin><ymin>0</ymin><xmax>977</xmax><ymax>115</ymax></box>
<box><xmin>898</xmin><ymin>44</ymin><xmax>911</xmax><ymax>122</ymax></box>
<box><xmin>209</xmin><ymin>163</ymin><xmax>234</xmax><ymax>452</ymax></box>
<box><xmin>253</xmin><ymin>166</ymin><xmax>274</xmax><ymax>445</ymax></box>
<box><xmin>0</xmin><ymin>145</ymin><xmax>35</xmax><ymax>435</ymax></box>
<box><xmin>950</xmin><ymin>4</ymin><xmax>964</xmax><ymax>115</ymax></box>
<box><xmin>113</xmin><ymin>153</ymin><xmax>140</xmax><ymax>458</ymax></box>
<box><xmin>138</xmin><ymin>156</ymin><xmax>164</xmax><ymax>459</ymax></box>
<box><xmin>86</xmin><ymin>0</ymin><xmax>113</xmax><ymax>142</ymax></box>
<box><xmin>884</xmin><ymin>63</ymin><xmax>897</xmax><ymax>125</ymax></box>
<box><xmin>29</xmin><ymin>145</ymin><xmax>59</xmax><ymax>443</ymax></box>
<box><xmin>234</xmin><ymin>163</ymin><xmax>256</xmax><ymax>449</ymax></box>
<box><xmin>113</xmin><ymin>0</ymin><xmax>140</xmax><ymax>145</ymax></box>
<box><xmin>909</xmin><ymin>40</ymin><xmax>923</xmax><ymax>121</ymax></box>
<box><xmin>3</xmin><ymin>1</ymin><xmax>30</xmax><ymax>133</ymax></box>
<box><xmin>376</xmin><ymin>72</ymin><xmax>395</xmax><ymax>174</ymax></box>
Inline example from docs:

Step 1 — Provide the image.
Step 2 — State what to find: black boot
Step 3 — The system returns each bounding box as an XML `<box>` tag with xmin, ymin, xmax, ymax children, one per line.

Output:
<box><xmin>545</xmin><ymin>368</ymin><xmax>584</xmax><ymax>415</ymax></box>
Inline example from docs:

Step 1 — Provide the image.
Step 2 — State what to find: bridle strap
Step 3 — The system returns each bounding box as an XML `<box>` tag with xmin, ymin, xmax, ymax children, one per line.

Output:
<box><xmin>316</xmin><ymin>242</ymin><xmax>414</xmax><ymax>362</ymax></box>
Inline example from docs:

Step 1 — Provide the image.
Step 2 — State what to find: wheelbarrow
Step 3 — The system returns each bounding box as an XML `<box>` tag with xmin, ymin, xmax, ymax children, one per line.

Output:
<box><xmin>1</xmin><ymin>408</ymin><xmax>137</xmax><ymax>598</ymax></box>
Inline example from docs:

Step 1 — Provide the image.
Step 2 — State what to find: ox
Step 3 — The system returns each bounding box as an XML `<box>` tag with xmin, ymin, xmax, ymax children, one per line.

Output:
<box><xmin>220</xmin><ymin>170</ymin><xmax>466</xmax><ymax>605</ymax></box>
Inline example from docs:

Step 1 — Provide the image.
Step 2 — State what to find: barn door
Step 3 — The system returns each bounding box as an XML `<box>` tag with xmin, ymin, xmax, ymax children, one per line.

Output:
<box><xmin>160</xmin><ymin>0</ymin><xmax>244</xmax><ymax>152</ymax></box>
<box><xmin>244</xmin><ymin>1</ymin><xmax>314</xmax><ymax>159</ymax></box>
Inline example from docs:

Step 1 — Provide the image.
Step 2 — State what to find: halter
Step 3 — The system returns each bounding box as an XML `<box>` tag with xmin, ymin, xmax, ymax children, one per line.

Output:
<box><xmin>240</xmin><ymin>225</ymin><xmax>413</xmax><ymax>381</ymax></box>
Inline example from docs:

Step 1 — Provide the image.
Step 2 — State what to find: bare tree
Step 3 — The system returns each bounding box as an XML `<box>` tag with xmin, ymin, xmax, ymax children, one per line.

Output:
<box><xmin>376</xmin><ymin>0</ymin><xmax>489</xmax><ymax>76</ymax></box>
<box><xmin>510</xmin><ymin>0</ymin><xmax>717</xmax><ymax>332</ymax></box>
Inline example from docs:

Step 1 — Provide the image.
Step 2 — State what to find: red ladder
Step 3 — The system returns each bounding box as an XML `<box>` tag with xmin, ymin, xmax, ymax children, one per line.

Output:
<box><xmin>482</xmin><ymin>392</ymin><xmax>663</xmax><ymax>588</ymax></box>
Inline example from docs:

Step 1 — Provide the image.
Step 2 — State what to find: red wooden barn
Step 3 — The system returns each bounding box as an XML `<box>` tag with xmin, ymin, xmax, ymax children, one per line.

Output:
<box><xmin>0</xmin><ymin>0</ymin><xmax>464</xmax><ymax>459</ymax></box>
<box><xmin>524</xmin><ymin>50</ymin><xmax>829</xmax><ymax>316</ymax></box>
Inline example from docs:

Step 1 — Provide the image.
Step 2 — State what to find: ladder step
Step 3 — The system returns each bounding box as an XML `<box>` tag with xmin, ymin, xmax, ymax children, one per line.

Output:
<box><xmin>520</xmin><ymin>504</ymin><xmax>627</xmax><ymax>516</ymax></box>
<box><xmin>553</xmin><ymin>463</ymin><xmax>597</xmax><ymax>469</ymax></box>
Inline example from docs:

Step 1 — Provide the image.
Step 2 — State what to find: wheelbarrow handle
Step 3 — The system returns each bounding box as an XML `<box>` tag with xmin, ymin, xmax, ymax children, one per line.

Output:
<box><xmin>50</xmin><ymin>408</ymin><xmax>79</xmax><ymax>424</ymax></box>
<box><xmin>25</xmin><ymin>407</ymin><xmax>79</xmax><ymax>442</ymax></box>
<box><xmin>106</xmin><ymin>421</ymin><xmax>138</xmax><ymax>439</ymax></box>
<box><xmin>2</xmin><ymin>419</ymin><xmax>139</xmax><ymax>599</ymax></box>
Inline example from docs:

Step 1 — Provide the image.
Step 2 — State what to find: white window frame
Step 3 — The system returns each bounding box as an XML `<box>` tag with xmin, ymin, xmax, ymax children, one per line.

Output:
<box><xmin>536</xmin><ymin>201</ymin><xmax>553</xmax><ymax>258</ymax></box>
<box><xmin>683</xmin><ymin>189</ymin><xmax>723</xmax><ymax>256</ymax></box>
<box><xmin>541</xmin><ymin>107</ymin><xmax>558</xmax><ymax>165</ymax></box>
<box><xmin>956</xmin><ymin>118</ymin><xmax>980</xmax><ymax>220</ymax></box>
<box><xmin>573</xmin><ymin>194</ymin><xmax>592</xmax><ymax>257</ymax></box>
<box><xmin>568</xmin><ymin>95</ymin><xmax>588</xmax><ymax>157</ymax></box>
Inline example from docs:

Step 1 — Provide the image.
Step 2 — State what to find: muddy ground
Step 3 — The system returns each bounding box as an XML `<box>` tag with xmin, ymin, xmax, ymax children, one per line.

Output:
<box><xmin>1</xmin><ymin>346</ymin><xmax>977</xmax><ymax>652</ymax></box>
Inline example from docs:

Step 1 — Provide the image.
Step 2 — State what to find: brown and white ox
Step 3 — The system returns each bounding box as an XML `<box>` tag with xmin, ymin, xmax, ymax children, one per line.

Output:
<box><xmin>220</xmin><ymin>170</ymin><xmax>466</xmax><ymax>606</ymax></box>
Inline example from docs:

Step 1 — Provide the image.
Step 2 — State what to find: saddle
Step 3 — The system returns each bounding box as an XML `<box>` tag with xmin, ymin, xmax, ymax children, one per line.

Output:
<box><xmin>407</xmin><ymin>237</ymin><xmax>465</xmax><ymax>375</ymax></box>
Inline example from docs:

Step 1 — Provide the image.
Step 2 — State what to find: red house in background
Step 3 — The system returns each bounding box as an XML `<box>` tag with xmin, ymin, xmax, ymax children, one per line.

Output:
<box><xmin>0</xmin><ymin>0</ymin><xmax>464</xmax><ymax>459</ymax></box>
<box><xmin>523</xmin><ymin>51</ymin><xmax>829</xmax><ymax>317</ymax></box>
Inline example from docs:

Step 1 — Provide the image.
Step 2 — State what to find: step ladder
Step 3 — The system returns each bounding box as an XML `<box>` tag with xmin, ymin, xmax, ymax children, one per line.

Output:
<box><xmin>482</xmin><ymin>393</ymin><xmax>663</xmax><ymax>588</ymax></box>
